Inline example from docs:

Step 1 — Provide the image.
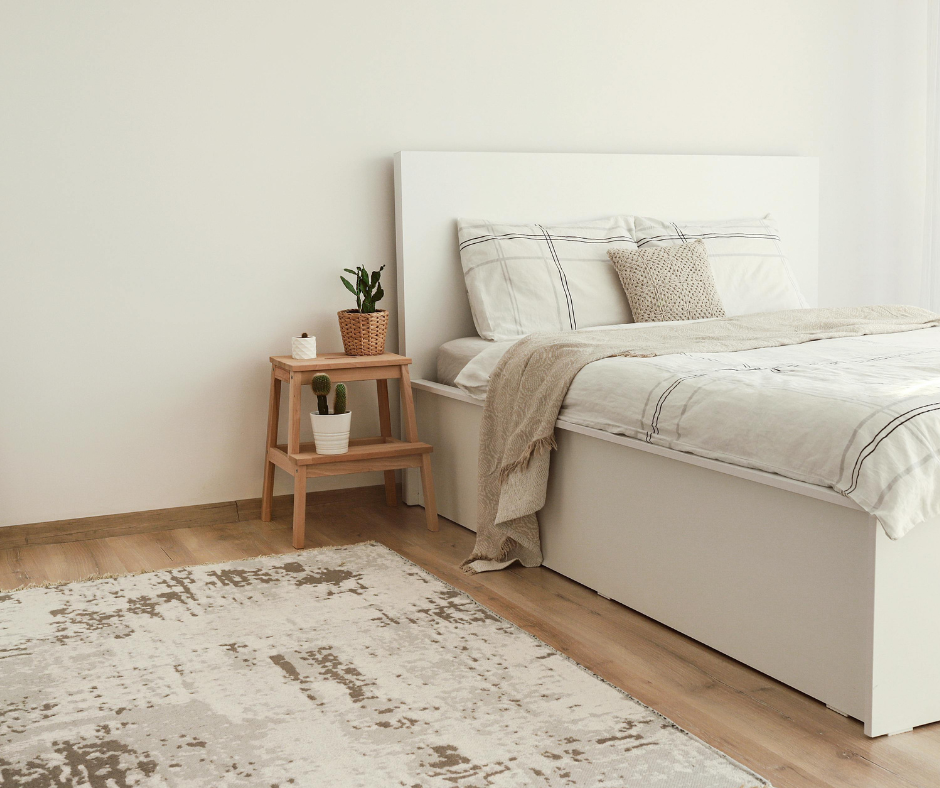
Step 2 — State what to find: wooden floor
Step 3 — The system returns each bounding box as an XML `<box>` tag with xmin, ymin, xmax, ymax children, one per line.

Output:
<box><xmin>3</xmin><ymin>495</ymin><xmax>940</xmax><ymax>787</ymax></box>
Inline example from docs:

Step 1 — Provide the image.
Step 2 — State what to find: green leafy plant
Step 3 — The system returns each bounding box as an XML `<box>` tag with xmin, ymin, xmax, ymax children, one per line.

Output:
<box><xmin>340</xmin><ymin>264</ymin><xmax>385</xmax><ymax>313</ymax></box>
<box><xmin>310</xmin><ymin>374</ymin><xmax>347</xmax><ymax>415</ymax></box>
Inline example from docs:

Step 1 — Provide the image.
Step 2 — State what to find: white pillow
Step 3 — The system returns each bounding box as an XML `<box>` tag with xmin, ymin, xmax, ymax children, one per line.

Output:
<box><xmin>630</xmin><ymin>215</ymin><xmax>807</xmax><ymax>315</ymax></box>
<box><xmin>457</xmin><ymin>217</ymin><xmax>637</xmax><ymax>340</ymax></box>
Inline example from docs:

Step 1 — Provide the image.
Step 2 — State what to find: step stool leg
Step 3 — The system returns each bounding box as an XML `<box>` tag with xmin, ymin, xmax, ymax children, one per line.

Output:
<box><xmin>261</xmin><ymin>367</ymin><xmax>281</xmax><ymax>522</ymax></box>
<box><xmin>401</xmin><ymin>364</ymin><xmax>437</xmax><ymax>530</ymax></box>
<box><xmin>292</xmin><ymin>468</ymin><xmax>307</xmax><ymax>549</ymax></box>
<box><xmin>399</xmin><ymin>365</ymin><xmax>418</xmax><ymax>443</ymax></box>
<box><xmin>287</xmin><ymin>371</ymin><xmax>302</xmax><ymax>456</ymax></box>
<box><xmin>376</xmin><ymin>379</ymin><xmax>397</xmax><ymax>506</ymax></box>
<box><xmin>420</xmin><ymin>454</ymin><xmax>438</xmax><ymax>532</ymax></box>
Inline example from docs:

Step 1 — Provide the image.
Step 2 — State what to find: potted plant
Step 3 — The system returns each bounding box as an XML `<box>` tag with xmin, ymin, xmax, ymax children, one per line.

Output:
<box><xmin>338</xmin><ymin>264</ymin><xmax>388</xmax><ymax>355</ymax></box>
<box><xmin>291</xmin><ymin>331</ymin><xmax>317</xmax><ymax>359</ymax></box>
<box><xmin>309</xmin><ymin>374</ymin><xmax>351</xmax><ymax>455</ymax></box>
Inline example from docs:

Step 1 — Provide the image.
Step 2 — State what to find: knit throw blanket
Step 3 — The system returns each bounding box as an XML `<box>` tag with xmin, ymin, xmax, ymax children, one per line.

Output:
<box><xmin>462</xmin><ymin>305</ymin><xmax>940</xmax><ymax>573</ymax></box>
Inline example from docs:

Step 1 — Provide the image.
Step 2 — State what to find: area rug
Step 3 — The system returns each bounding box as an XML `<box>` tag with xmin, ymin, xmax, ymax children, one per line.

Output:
<box><xmin>0</xmin><ymin>542</ymin><xmax>770</xmax><ymax>787</ymax></box>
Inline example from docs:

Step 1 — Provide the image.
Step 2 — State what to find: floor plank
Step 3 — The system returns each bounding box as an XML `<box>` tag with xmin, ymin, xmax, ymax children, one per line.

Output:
<box><xmin>1</xmin><ymin>500</ymin><xmax>938</xmax><ymax>787</ymax></box>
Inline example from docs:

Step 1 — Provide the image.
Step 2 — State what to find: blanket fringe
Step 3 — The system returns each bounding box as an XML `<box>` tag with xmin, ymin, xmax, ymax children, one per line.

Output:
<box><xmin>497</xmin><ymin>434</ymin><xmax>557</xmax><ymax>485</ymax></box>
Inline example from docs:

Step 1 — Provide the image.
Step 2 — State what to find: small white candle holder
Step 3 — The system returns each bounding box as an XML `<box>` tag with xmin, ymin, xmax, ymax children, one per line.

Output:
<box><xmin>291</xmin><ymin>335</ymin><xmax>317</xmax><ymax>359</ymax></box>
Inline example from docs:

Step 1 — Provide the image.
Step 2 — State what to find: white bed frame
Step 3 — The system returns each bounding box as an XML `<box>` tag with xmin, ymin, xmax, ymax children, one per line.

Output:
<box><xmin>393</xmin><ymin>151</ymin><xmax>940</xmax><ymax>737</ymax></box>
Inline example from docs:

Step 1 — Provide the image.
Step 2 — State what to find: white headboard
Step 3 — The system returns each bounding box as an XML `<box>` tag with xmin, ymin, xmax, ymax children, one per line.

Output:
<box><xmin>394</xmin><ymin>151</ymin><xmax>819</xmax><ymax>381</ymax></box>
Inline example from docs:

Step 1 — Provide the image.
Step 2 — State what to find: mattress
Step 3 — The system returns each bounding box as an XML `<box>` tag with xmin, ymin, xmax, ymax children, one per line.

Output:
<box><xmin>451</xmin><ymin>324</ymin><xmax>940</xmax><ymax>539</ymax></box>
<box><xmin>437</xmin><ymin>336</ymin><xmax>495</xmax><ymax>386</ymax></box>
<box><xmin>437</xmin><ymin>322</ymin><xmax>656</xmax><ymax>386</ymax></box>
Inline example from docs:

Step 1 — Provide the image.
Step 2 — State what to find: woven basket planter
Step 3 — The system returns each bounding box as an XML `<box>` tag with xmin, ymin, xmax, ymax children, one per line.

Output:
<box><xmin>337</xmin><ymin>309</ymin><xmax>389</xmax><ymax>356</ymax></box>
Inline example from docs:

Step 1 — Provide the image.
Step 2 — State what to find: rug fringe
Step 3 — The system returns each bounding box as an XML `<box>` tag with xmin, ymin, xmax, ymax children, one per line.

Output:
<box><xmin>1</xmin><ymin>541</ymin><xmax>379</xmax><ymax>594</ymax></box>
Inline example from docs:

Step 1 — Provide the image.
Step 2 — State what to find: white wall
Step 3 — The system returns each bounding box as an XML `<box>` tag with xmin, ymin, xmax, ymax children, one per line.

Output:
<box><xmin>0</xmin><ymin>0</ymin><xmax>929</xmax><ymax>527</ymax></box>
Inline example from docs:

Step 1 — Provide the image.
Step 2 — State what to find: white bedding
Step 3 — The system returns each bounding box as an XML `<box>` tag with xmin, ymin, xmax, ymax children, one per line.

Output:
<box><xmin>454</xmin><ymin>323</ymin><xmax>940</xmax><ymax>539</ymax></box>
<box><xmin>437</xmin><ymin>336</ymin><xmax>494</xmax><ymax>387</ymax></box>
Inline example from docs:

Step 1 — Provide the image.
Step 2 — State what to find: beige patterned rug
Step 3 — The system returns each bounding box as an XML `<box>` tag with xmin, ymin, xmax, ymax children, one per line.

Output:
<box><xmin>0</xmin><ymin>542</ymin><xmax>770</xmax><ymax>787</ymax></box>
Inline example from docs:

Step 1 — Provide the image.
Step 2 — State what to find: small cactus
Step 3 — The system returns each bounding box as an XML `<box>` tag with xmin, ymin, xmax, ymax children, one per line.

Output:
<box><xmin>311</xmin><ymin>374</ymin><xmax>347</xmax><ymax>415</ymax></box>
<box><xmin>311</xmin><ymin>373</ymin><xmax>331</xmax><ymax>415</ymax></box>
<box><xmin>333</xmin><ymin>383</ymin><xmax>347</xmax><ymax>415</ymax></box>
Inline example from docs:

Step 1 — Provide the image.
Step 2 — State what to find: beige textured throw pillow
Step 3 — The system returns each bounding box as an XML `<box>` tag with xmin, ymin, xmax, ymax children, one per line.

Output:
<box><xmin>608</xmin><ymin>239</ymin><xmax>726</xmax><ymax>323</ymax></box>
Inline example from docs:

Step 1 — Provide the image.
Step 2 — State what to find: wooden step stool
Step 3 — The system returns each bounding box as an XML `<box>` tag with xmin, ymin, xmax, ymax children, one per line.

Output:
<box><xmin>260</xmin><ymin>352</ymin><xmax>437</xmax><ymax>548</ymax></box>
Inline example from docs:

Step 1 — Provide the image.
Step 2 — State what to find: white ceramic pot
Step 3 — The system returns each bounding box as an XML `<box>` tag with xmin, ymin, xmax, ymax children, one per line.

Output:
<box><xmin>310</xmin><ymin>411</ymin><xmax>352</xmax><ymax>455</ymax></box>
<box><xmin>291</xmin><ymin>335</ymin><xmax>317</xmax><ymax>359</ymax></box>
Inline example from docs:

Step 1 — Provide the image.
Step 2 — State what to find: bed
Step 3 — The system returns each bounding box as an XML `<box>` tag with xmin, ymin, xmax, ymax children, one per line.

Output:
<box><xmin>393</xmin><ymin>151</ymin><xmax>940</xmax><ymax>737</ymax></box>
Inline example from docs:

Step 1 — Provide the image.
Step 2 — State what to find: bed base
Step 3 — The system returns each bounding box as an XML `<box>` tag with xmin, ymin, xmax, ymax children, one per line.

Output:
<box><xmin>405</xmin><ymin>382</ymin><xmax>940</xmax><ymax>738</ymax></box>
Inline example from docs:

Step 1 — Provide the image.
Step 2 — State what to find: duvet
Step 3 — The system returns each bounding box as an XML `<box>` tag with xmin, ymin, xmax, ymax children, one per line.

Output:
<box><xmin>457</xmin><ymin>314</ymin><xmax>940</xmax><ymax>544</ymax></box>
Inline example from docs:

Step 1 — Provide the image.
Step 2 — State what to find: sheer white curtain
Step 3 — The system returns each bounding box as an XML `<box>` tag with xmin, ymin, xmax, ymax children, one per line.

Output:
<box><xmin>924</xmin><ymin>0</ymin><xmax>940</xmax><ymax>309</ymax></box>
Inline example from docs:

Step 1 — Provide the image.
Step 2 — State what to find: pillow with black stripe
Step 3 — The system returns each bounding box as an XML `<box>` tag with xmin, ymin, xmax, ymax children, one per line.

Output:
<box><xmin>631</xmin><ymin>215</ymin><xmax>807</xmax><ymax>315</ymax></box>
<box><xmin>457</xmin><ymin>217</ymin><xmax>637</xmax><ymax>340</ymax></box>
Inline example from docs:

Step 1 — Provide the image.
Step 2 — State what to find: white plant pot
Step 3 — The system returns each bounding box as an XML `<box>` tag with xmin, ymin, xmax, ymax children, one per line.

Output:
<box><xmin>310</xmin><ymin>411</ymin><xmax>352</xmax><ymax>455</ymax></box>
<box><xmin>291</xmin><ymin>335</ymin><xmax>317</xmax><ymax>359</ymax></box>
